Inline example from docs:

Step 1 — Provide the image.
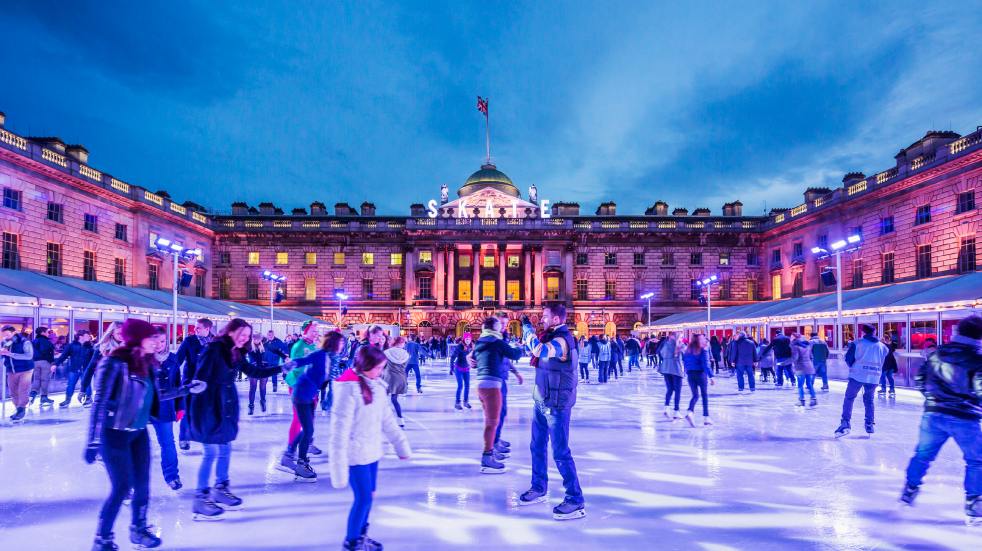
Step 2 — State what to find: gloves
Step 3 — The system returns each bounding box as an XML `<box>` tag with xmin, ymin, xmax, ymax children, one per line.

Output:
<box><xmin>84</xmin><ymin>443</ymin><xmax>99</xmax><ymax>464</ymax></box>
<box><xmin>186</xmin><ymin>380</ymin><xmax>208</xmax><ymax>394</ymax></box>
<box><xmin>176</xmin><ymin>410</ymin><xmax>185</xmax><ymax>422</ymax></box>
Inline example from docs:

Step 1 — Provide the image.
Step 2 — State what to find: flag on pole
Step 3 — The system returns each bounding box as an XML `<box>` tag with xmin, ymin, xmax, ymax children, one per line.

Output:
<box><xmin>477</xmin><ymin>96</ymin><xmax>488</xmax><ymax>116</ymax></box>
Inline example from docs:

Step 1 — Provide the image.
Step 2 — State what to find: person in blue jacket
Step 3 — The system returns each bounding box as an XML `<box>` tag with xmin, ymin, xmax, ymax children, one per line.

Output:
<box><xmin>149</xmin><ymin>327</ymin><xmax>185</xmax><ymax>490</ymax></box>
<box><xmin>682</xmin><ymin>334</ymin><xmax>716</xmax><ymax>427</ymax></box>
<box><xmin>56</xmin><ymin>329</ymin><xmax>95</xmax><ymax>407</ymax></box>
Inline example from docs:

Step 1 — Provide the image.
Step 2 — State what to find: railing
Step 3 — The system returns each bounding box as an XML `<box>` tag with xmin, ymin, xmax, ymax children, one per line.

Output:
<box><xmin>774</xmin><ymin>213</ymin><xmax>785</xmax><ymax>223</ymax></box>
<box><xmin>110</xmin><ymin>178</ymin><xmax>130</xmax><ymax>193</ymax></box>
<box><xmin>951</xmin><ymin>134</ymin><xmax>981</xmax><ymax>154</ymax></box>
<box><xmin>191</xmin><ymin>212</ymin><xmax>208</xmax><ymax>223</ymax></box>
<box><xmin>78</xmin><ymin>164</ymin><xmax>102</xmax><ymax>181</ymax></box>
<box><xmin>41</xmin><ymin>148</ymin><xmax>68</xmax><ymax>167</ymax></box>
<box><xmin>790</xmin><ymin>204</ymin><xmax>807</xmax><ymax>217</ymax></box>
<box><xmin>876</xmin><ymin>168</ymin><xmax>898</xmax><ymax>184</ymax></box>
<box><xmin>0</xmin><ymin>128</ymin><xmax>27</xmax><ymax>150</ymax></box>
<box><xmin>847</xmin><ymin>180</ymin><xmax>867</xmax><ymax>195</ymax></box>
<box><xmin>143</xmin><ymin>191</ymin><xmax>164</xmax><ymax>205</ymax></box>
<box><xmin>169</xmin><ymin>202</ymin><xmax>187</xmax><ymax>215</ymax></box>
<box><xmin>911</xmin><ymin>152</ymin><xmax>935</xmax><ymax>171</ymax></box>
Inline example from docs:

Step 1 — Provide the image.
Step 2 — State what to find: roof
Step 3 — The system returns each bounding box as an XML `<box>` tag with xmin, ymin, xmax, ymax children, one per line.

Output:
<box><xmin>459</xmin><ymin>163</ymin><xmax>520</xmax><ymax>198</ymax></box>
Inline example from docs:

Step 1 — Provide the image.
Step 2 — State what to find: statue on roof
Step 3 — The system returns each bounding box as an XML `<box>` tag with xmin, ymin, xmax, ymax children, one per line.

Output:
<box><xmin>528</xmin><ymin>183</ymin><xmax>538</xmax><ymax>204</ymax></box>
<box><xmin>440</xmin><ymin>183</ymin><xmax>449</xmax><ymax>204</ymax></box>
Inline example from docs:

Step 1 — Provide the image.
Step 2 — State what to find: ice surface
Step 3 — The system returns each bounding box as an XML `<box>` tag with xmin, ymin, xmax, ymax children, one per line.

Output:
<box><xmin>1</xmin><ymin>358</ymin><xmax>980</xmax><ymax>550</ymax></box>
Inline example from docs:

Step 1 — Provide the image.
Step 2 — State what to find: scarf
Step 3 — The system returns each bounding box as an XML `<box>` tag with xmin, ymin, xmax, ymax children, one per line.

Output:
<box><xmin>480</xmin><ymin>329</ymin><xmax>503</xmax><ymax>340</ymax></box>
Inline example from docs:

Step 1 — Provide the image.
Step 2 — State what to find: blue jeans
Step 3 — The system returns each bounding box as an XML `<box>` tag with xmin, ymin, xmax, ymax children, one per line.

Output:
<box><xmin>841</xmin><ymin>379</ymin><xmax>876</xmax><ymax>424</ymax></box>
<box><xmin>530</xmin><ymin>402</ymin><xmax>583</xmax><ymax>504</ymax></box>
<box><xmin>346</xmin><ymin>462</ymin><xmax>379</xmax><ymax>542</ymax></box>
<box><xmin>797</xmin><ymin>374</ymin><xmax>816</xmax><ymax>401</ymax></box>
<box><xmin>407</xmin><ymin>363</ymin><xmax>422</xmax><ymax>391</ymax></box>
<box><xmin>98</xmin><ymin>428</ymin><xmax>150</xmax><ymax>537</ymax></box>
<box><xmin>597</xmin><ymin>361</ymin><xmax>608</xmax><ymax>383</ymax></box>
<box><xmin>291</xmin><ymin>401</ymin><xmax>317</xmax><ymax>459</ymax></box>
<box><xmin>628</xmin><ymin>354</ymin><xmax>639</xmax><ymax>371</ymax></box>
<box><xmin>63</xmin><ymin>370</ymin><xmax>82</xmax><ymax>402</ymax></box>
<box><xmin>179</xmin><ymin>415</ymin><xmax>190</xmax><ymax>444</ymax></box>
<box><xmin>495</xmin><ymin>381</ymin><xmax>508</xmax><ymax>444</ymax></box>
<box><xmin>579</xmin><ymin>362</ymin><xmax>590</xmax><ymax>380</ymax></box>
<box><xmin>663</xmin><ymin>374</ymin><xmax>683</xmax><ymax>410</ymax></box>
<box><xmin>687</xmin><ymin>371</ymin><xmax>709</xmax><ymax>416</ymax></box>
<box><xmin>151</xmin><ymin>420</ymin><xmax>180</xmax><ymax>482</ymax></box>
<box><xmin>197</xmin><ymin>442</ymin><xmax>231</xmax><ymax>491</ymax></box>
<box><xmin>905</xmin><ymin>412</ymin><xmax>982</xmax><ymax>496</ymax></box>
<box><xmin>455</xmin><ymin>369</ymin><xmax>470</xmax><ymax>403</ymax></box>
<box><xmin>736</xmin><ymin>365</ymin><xmax>755</xmax><ymax>391</ymax></box>
<box><xmin>775</xmin><ymin>361</ymin><xmax>795</xmax><ymax>386</ymax></box>
<box><xmin>814</xmin><ymin>360</ymin><xmax>829</xmax><ymax>389</ymax></box>
<box><xmin>879</xmin><ymin>370</ymin><xmax>895</xmax><ymax>393</ymax></box>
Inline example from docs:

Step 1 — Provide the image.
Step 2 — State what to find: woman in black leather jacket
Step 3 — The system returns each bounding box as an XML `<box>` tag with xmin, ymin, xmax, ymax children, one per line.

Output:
<box><xmin>84</xmin><ymin>319</ymin><xmax>201</xmax><ymax>551</ymax></box>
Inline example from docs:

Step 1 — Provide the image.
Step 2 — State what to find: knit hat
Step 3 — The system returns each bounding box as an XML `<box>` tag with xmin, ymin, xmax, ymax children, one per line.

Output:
<box><xmin>301</xmin><ymin>320</ymin><xmax>316</xmax><ymax>333</ymax></box>
<box><xmin>121</xmin><ymin>319</ymin><xmax>156</xmax><ymax>346</ymax></box>
<box><xmin>384</xmin><ymin>347</ymin><xmax>410</xmax><ymax>365</ymax></box>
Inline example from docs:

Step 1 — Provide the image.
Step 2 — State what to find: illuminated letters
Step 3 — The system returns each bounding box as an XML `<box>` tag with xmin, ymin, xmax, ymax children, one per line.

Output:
<box><xmin>426</xmin><ymin>199</ymin><xmax>438</xmax><ymax>218</ymax></box>
<box><xmin>540</xmin><ymin>199</ymin><xmax>551</xmax><ymax>218</ymax></box>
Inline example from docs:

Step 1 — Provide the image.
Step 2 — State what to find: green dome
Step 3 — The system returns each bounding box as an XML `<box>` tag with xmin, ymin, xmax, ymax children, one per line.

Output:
<box><xmin>458</xmin><ymin>163</ymin><xmax>520</xmax><ymax>198</ymax></box>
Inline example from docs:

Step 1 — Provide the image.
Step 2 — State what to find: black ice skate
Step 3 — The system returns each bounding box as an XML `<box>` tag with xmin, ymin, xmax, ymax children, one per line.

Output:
<box><xmin>90</xmin><ymin>533</ymin><xmax>118</xmax><ymax>551</ymax></box>
<box><xmin>809</xmin><ymin>397</ymin><xmax>817</xmax><ymax>408</ymax></box>
<box><xmin>899</xmin><ymin>484</ymin><xmax>919</xmax><ymax>506</ymax></box>
<box><xmin>834</xmin><ymin>421</ymin><xmax>850</xmax><ymax>438</ymax></box>
<box><xmin>277</xmin><ymin>450</ymin><xmax>298</xmax><ymax>473</ymax></box>
<box><xmin>518</xmin><ymin>488</ymin><xmax>547</xmax><ymax>506</ymax></box>
<box><xmin>553</xmin><ymin>499</ymin><xmax>586</xmax><ymax>521</ymax></box>
<box><xmin>967</xmin><ymin>496</ymin><xmax>982</xmax><ymax>526</ymax></box>
<box><xmin>294</xmin><ymin>458</ymin><xmax>317</xmax><ymax>482</ymax></box>
<box><xmin>192</xmin><ymin>490</ymin><xmax>225</xmax><ymax>521</ymax></box>
<box><xmin>480</xmin><ymin>451</ymin><xmax>507</xmax><ymax>474</ymax></box>
<box><xmin>129</xmin><ymin>518</ymin><xmax>162</xmax><ymax>549</ymax></box>
<box><xmin>212</xmin><ymin>481</ymin><xmax>242</xmax><ymax>510</ymax></box>
<box><xmin>865</xmin><ymin>420</ymin><xmax>875</xmax><ymax>435</ymax></box>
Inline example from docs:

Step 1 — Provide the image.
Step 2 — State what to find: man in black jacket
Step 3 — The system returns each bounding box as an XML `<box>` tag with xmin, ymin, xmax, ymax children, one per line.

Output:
<box><xmin>900</xmin><ymin>316</ymin><xmax>982</xmax><ymax>526</ymax></box>
<box><xmin>176</xmin><ymin>318</ymin><xmax>213</xmax><ymax>449</ymax></box>
<box><xmin>761</xmin><ymin>331</ymin><xmax>795</xmax><ymax>388</ymax></box>
<box><xmin>29</xmin><ymin>327</ymin><xmax>57</xmax><ymax>406</ymax></box>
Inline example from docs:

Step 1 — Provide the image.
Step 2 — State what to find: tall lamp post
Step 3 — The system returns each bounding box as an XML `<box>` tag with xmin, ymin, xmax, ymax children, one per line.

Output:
<box><xmin>154</xmin><ymin>238</ymin><xmax>202</xmax><ymax>349</ymax></box>
<box><xmin>811</xmin><ymin>234</ymin><xmax>862</xmax><ymax>354</ymax></box>
<box><xmin>696</xmin><ymin>274</ymin><xmax>720</xmax><ymax>336</ymax></box>
<box><xmin>640</xmin><ymin>292</ymin><xmax>654</xmax><ymax>329</ymax></box>
<box><xmin>262</xmin><ymin>270</ymin><xmax>286</xmax><ymax>336</ymax></box>
<box><xmin>336</xmin><ymin>292</ymin><xmax>348</xmax><ymax>329</ymax></box>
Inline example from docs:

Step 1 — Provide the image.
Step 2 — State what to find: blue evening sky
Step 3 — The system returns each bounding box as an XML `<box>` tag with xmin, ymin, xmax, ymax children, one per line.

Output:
<box><xmin>1</xmin><ymin>1</ymin><xmax>980</xmax><ymax>216</ymax></box>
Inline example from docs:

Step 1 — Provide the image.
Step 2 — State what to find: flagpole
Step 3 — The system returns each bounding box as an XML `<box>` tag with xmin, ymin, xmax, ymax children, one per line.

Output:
<box><xmin>485</xmin><ymin>105</ymin><xmax>491</xmax><ymax>164</ymax></box>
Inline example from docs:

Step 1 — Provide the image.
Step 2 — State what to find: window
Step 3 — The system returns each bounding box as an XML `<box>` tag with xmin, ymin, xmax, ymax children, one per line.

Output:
<box><xmin>661</xmin><ymin>252</ymin><xmax>673</xmax><ymax>266</ymax></box>
<box><xmin>219</xmin><ymin>274</ymin><xmax>231</xmax><ymax>300</ymax></box>
<box><xmin>218</xmin><ymin>252</ymin><xmax>230</xmax><ymax>265</ymax></box>
<box><xmin>690</xmin><ymin>280</ymin><xmax>701</xmax><ymax>300</ymax></box>
<box><xmin>661</xmin><ymin>277</ymin><xmax>673</xmax><ymax>300</ymax></box>
<box><xmin>276</xmin><ymin>252</ymin><xmax>289</xmax><ymax>265</ymax></box>
<box><xmin>195</xmin><ymin>273</ymin><xmax>205</xmax><ymax>297</ymax></box>
<box><xmin>46</xmin><ymin>243</ymin><xmax>62</xmax><ymax>276</ymax></box>
<box><xmin>771</xmin><ymin>249</ymin><xmax>781</xmax><ymax>266</ymax></box>
<box><xmin>959</xmin><ymin>238</ymin><xmax>977</xmax><ymax>273</ymax></box>
<box><xmin>747</xmin><ymin>278</ymin><xmax>758</xmax><ymax>301</ymax></box>
<box><xmin>47</xmin><ymin>202</ymin><xmax>64</xmax><ymax>223</ymax></box>
<box><xmin>575</xmin><ymin>279</ymin><xmax>588</xmax><ymax>300</ymax></box>
<box><xmin>604</xmin><ymin>280</ymin><xmax>616</xmax><ymax>299</ymax></box>
<box><xmin>506</xmin><ymin>280</ymin><xmax>520</xmax><ymax>301</ymax></box>
<box><xmin>879</xmin><ymin>217</ymin><xmax>894</xmax><ymax>235</ymax></box>
<box><xmin>247</xmin><ymin>252</ymin><xmax>260</xmax><ymax>265</ymax></box>
<box><xmin>390</xmin><ymin>281</ymin><xmax>403</xmax><ymax>300</ymax></box>
<box><xmin>747</xmin><ymin>250</ymin><xmax>759</xmax><ymax>266</ymax></box>
<box><xmin>718</xmin><ymin>276</ymin><xmax>731</xmax><ymax>300</ymax></box>
<box><xmin>457</xmin><ymin>279</ymin><xmax>471</xmax><ymax>301</ymax></box>
<box><xmin>851</xmin><ymin>226</ymin><xmax>863</xmax><ymax>240</ymax></box>
<box><xmin>418</xmin><ymin>251</ymin><xmax>432</xmax><ymax>263</ymax></box>
<box><xmin>881</xmin><ymin>253</ymin><xmax>895</xmax><ymax>284</ymax></box>
<box><xmin>957</xmin><ymin>191</ymin><xmax>976</xmax><ymax>214</ymax></box>
<box><xmin>916</xmin><ymin>245</ymin><xmax>932</xmax><ymax>279</ymax></box>
<box><xmin>915</xmin><ymin>205</ymin><xmax>931</xmax><ymax>225</ymax></box>
<box><xmin>604</xmin><ymin>252</ymin><xmax>617</xmax><ymax>266</ymax></box>
<box><xmin>145</xmin><ymin>264</ymin><xmax>159</xmax><ymax>291</ymax></box>
<box><xmin>690</xmin><ymin>252</ymin><xmax>702</xmax><ymax>265</ymax></box>
<box><xmin>3</xmin><ymin>188</ymin><xmax>22</xmax><ymax>210</ymax></box>
<box><xmin>546</xmin><ymin>250</ymin><xmax>561</xmax><ymax>265</ymax></box>
<box><xmin>793</xmin><ymin>243</ymin><xmax>803</xmax><ymax>258</ymax></box>
<box><xmin>333</xmin><ymin>252</ymin><xmax>345</xmax><ymax>265</ymax></box>
<box><xmin>304</xmin><ymin>278</ymin><xmax>317</xmax><ymax>301</ymax></box>
<box><xmin>458</xmin><ymin>254</ymin><xmax>472</xmax><ymax>268</ymax></box>
<box><xmin>851</xmin><ymin>259</ymin><xmax>863</xmax><ymax>289</ymax></box>
<box><xmin>362</xmin><ymin>252</ymin><xmax>374</xmax><ymax>265</ymax></box>
<box><xmin>483</xmin><ymin>255</ymin><xmax>495</xmax><ymax>268</ymax></box>
<box><xmin>791</xmin><ymin>272</ymin><xmax>803</xmax><ymax>297</ymax></box>
<box><xmin>507</xmin><ymin>255</ymin><xmax>520</xmax><ymax>268</ymax></box>
<box><xmin>633</xmin><ymin>252</ymin><xmax>645</xmax><ymax>266</ymax></box>
<box><xmin>576</xmin><ymin>253</ymin><xmax>588</xmax><ymax>265</ymax></box>
<box><xmin>481</xmin><ymin>280</ymin><xmax>496</xmax><ymax>301</ymax></box>
<box><xmin>771</xmin><ymin>274</ymin><xmax>782</xmax><ymax>299</ymax></box>
<box><xmin>719</xmin><ymin>252</ymin><xmax>730</xmax><ymax>266</ymax></box>
<box><xmin>333</xmin><ymin>277</ymin><xmax>344</xmax><ymax>292</ymax></box>
<box><xmin>305</xmin><ymin>252</ymin><xmax>317</xmax><ymax>265</ymax></box>
<box><xmin>2</xmin><ymin>232</ymin><xmax>19</xmax><ymax>270</ymax></box>
<box><xmin>114</xmin><ymin>223</ymin><xmax>128</xmax><ymax>242</ymax></box>
<box><xmin>546</xmin><ymin>276</ymin><xmax>560</xmax><ymax>300</ymax></box>
<box><xmin>114</xmin><ymin>258</ymin><xmax>126</xmax><ymax>285</ymax></box>
<box><xmin>390</xmin><ymin>253</ymin><xmax>403</xmax><ymax>266</ymax></box>
<box><xmin>246</xmin><ymin>279</ymin><xmax>259</xmax><ymax>300</ymax></box>
<box><xmin>418</xmin><ymin>277</ymin><xmax>433</xmax><ymax>300</ymax></box>
<box><xmin>362</xmin><ymin>278</ymin><xmax>374</xmax><ymax>299</ymax></box>
<box><xmin>84</xmin><ymin>214</ymin><xmax>98</xmax><ymax>233</ymax></box>
<box><xmin>817</xmin><ymin>234</ymin><xmax>829</xmax><ymax>250</ymax></box>
<box><xmin>83</xmin><ymin>251</ymin><xmax>96</xmax><ymax>281</ymax></box>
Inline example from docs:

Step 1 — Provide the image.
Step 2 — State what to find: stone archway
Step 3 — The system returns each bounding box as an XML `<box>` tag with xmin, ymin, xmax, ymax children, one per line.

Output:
<box><xmin>604</xmin><ymin>321</ymin><xmax>617</xmax><ymax>337</ymax></box>
<box><xmin>575</xmin><ymin>321</ymin><xmax>589</xmax><ymax>337</ymax></box>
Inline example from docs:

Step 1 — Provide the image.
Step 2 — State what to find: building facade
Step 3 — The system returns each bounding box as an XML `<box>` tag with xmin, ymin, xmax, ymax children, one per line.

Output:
<box><xmin>1</xmin><ymin>108</ymin><xmax>980</xmax><ymax>337</ymax></box>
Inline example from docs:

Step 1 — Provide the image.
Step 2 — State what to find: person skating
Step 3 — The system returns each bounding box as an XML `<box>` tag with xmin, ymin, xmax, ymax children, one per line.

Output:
<box><xmin>625</xmin><ymin>335</ymin><xmax>642</xmax><ymax>372</ymax></box>
<box><xmin>474</xmin><ymin>317</ymin><xmax>524</xmax><ymax>474</ymax></box>
<box><xmin>450</xmin><ymin>332</ymin><xmax>474</xmax><ymax>410</ymax></box>
<box><xmin>709</xmin><ymin>335</ymin><xmax>723</xmax><ymax>375</ymax></box>
<box><xmin>55</xmin><ymin>329</ymin><xmax>95</xmax><ymax>407</ymax></box>
<box><xmin>728</xmin><ymin>331</ymin><xmax>758</xmax><ymax>393</ymax></box>
<box><xmin>84</xmin><ymin>319</ymin><xmax>203</xmax><ymax>550</ymax></box>
<box><xmin>682</xmin><ymin>334</ymin><xmax>716</xmax><ymax>426</ymax></box>
<box><xmin>280</xmin><ymin>320</ymin><xmax>322</xmax><ymax>472</ymax></box>
<box><xmin>658</xmin><ymin>332</ymin><xmax>684</xmax><ymax>420</ymax></box>
<box><xmin>791</xmin><ymin>333</ymin><xmax>817</xmax><ymax>408</ymax></box>
<box><xmin>879</xmin><ymin>337</ymin><xmax>899</xmax><ymax>398</ymax></box>
<box><xmin>79</xmin><ymin>322</ymin><xmax>123</xmax><ymax>408</ymax></box>
<box><xmin>175</xmin><ymin>318</ymin><xmax>213</xmax><ymax>450</ymax></box>
<box><xmin>577</xmin><ymin>336</ymin><xmax>591</xmax><ymax>382</ymax></box>
<box><xmin>330</xmin><ymin>346</ymin><xmax>411</xmax><ymax>550</ymax></box>
<box><xmin>188</xmin><ymin>319</ymin><xmax>282</xmax><ymax>520</ymax></box>
<box><xmin>598</xmin><ymin>335</ymin><xmax>613</xmax><ymax>382</ymax></box>
<box><xmin>761</xmin><ymin>331</ymin><xmax>795</xmax><ymax>388</ymax></box>
<box><xmin>757</xmin><ymin>338</ymin><xmax>775</xmax><ymax>383</ymax></box>
<box><xmin>899</xmin><ymin>315</ymin><xmax>982</xmax><ymax>526</ymax></box>
<box><xmin>493</xmin><ymin>311</ymin><xmax>525</xmax><ymax>459</ymax></box>
<box><xmin>149</xmin><ymin>328</ymin><xmax>186</xmax><ymax>491</ymax></box>
<box><xmin>834</xmin><ymin>324</ymin><xmax>889</xmax><ymax>438</ymax></box>
<box><xmin>518</xmin><ymin>304</ymin><xmax>586</xmax><ymax>521</ymax></box>
<box><xmin>382</xmin><ymin>337</ymin><xmax>410</xmax><ymax>429</ymax></box>
<box><xmin>1</xmin><ymin>326</ymin><xmax>34</xmax><ymax>422</ymax></box>
<box><xmin>405</xmin><ymin>336</ymin><xmax>423</xmax><ymax>394</ymax></box>
<box><xmin>811</xmin><ymin>334</ymin><xmax>831</xmax><ymax>391</ymax></box>
<box><xmin>612</xmin><ymin>335</ymin><xmax>625</xmax><ymax>376</ymax></box>
<box><xmin>28</xmin><ymin>327</ymin><xmax>56</xmax><ymax>407</ymax></box>
<box><xmin>263</xmin><ymin>330</ymin><xmax>289</xmax><ymax>392</ymax></box>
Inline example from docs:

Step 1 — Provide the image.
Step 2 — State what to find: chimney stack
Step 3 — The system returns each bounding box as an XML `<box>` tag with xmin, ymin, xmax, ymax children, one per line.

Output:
<box><xmin>66</xmin><ymin>144</ymin><xmax>89</xmax><ymax>164</ymax></box>
<box><xmin>310</xmin><ymin>201</ymin><xmax>326</xmax><ymax>215</ymax></box>
<box><xmin>360</xmin><ymin>202</ymin><xmax>376</xmax><ymax>216</ymax></box>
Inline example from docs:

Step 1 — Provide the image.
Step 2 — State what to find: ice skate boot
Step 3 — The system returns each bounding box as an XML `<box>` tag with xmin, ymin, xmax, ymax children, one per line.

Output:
<box><xmin>703</xmin><ymin>416</ymin><xmax>713</xmax><ymax>426</ymax></box>
<box><xmin>797</xmin><ymin>399</ymin><xmax>806</xmax><ymax>407</ymax></box>
<box><xmin>899</xmin><ymin>484</ymin><xmax>919</xmax><ymax>506</ymax></box>
<box><xmin>493</xmin><ymin>442</ymin><xmax>511</xmax><ymax>458</ymax></box>
<box><xmin>10</xmin><ymin>407</ymin><xmax>26</xmax><ymax>422</ymax></box>
<box><xmin>877</xmin><ymin>388</ymin><xmax>886</xmax><ymax>397</ymax></box>
<box><xmin>260</xmin><ymin>399</ymin><xmax>267</xmax><ymax>413</ymax></box>
<box><xmin>518</xmin><ymin>488</ymin><xmax>547</xmax><ymax>506</ymax></box>
<box><xmin>834</xmin><ymin>421</ymin><xmax>850</xmax><ymax>438</ymax></box>
<box><xmin>308</xmin><ymin>443</ymin><xmax>323</xmax><ymax>455</ymax></box>
<box><xmin>809</xmin><ymin>397</ymin><xmax>818</xmax><ymax>408</ymax></box>
<box><xmin>59</xmin><ymin>399</ymin><xmax>71</xmax><ymax>408</ymax></box>
<box><xmin>464</xmin><ymin>402</ymin><xmax>472</xmax><ymax>409</ymax></box>
<box><xmin>684</xmin><ymin>411</ymin><xmax>696</xmax><ymax>428</ymax></box>
<box><xmin>28</xmin><ymin>392</ymin><xmax>37</xmax><ymax>406</ymax></box>
<box><xmin>865</xmin><ymin>420</ymin><xmax>875</xmax><ymax>435</ymax></box>
<box><xmin>212</xmin><ymin>481</ymin><xmax>243</xmax><ymax>510</ymax></box>
<box><xmin>361</xmin><ymin>523</ymin><xmax>383</xmax><ymax>551</ymax></box>
<box><xmin>343</xmin><ymin>538</ymin><xmax>367</xmax><ymax>551</ymax></box>
<box><xmin>673</xmin><ymin>409</ymin><xmax>682</xmax><ymax>421</ymax></box>
<box><xmin>192</xmin><ymin>490</ymin><xmax>225</xmax><ymax>521</ymax></box>
<box><xmin>129</xmin><ymin>511</ymin><xmax>162</xmax><ymax>549</ymax></box>
<box><xmin>166</xmin><ymin>478</ymin><xmax>183</xmax><ymax>491</ymax></box>
<box><xmin>966</xmin><ymin>496</ymin><xmax>982</xmax><ymax>526</ymax></box>
<box><xmin>294</xmin><ymin>458</ymin><xmax>317</xmax><ymax>482</ymax></box>
<box><xmin>248</xmin><ymin>403</ymin><xmax>254</xmax><ymax>415</ymax></box>
<box><xmin>553</xmin><ymin>498</ymin><xmax>586</xmax><ymax>521</ymax></box>
<box><xmin>454</xmin><ymin>402</ymin><xmax>463</xmax><ymax>410</ymax></box>
<box><xmin>39</xmin><ymin>396</ymin><xmax>54</xmax><ymax>407</ymax></box>
<box><xmin>663</xmin><ymin>405</ymin><xmax>673</xmax><ymax>418</ymax></box>
<box><xmin>179</xmin><ymin>440</ymin><xmax>190</xmax><ymax>451</ymax></box>
<box><xmin>498</xmin><ymin>439</ymin><xmax>511</xmax><ymax>448</ymax></box>
<box><xmin>492</xmin><ymin>448</ymin><xmax>508</xmax><ymax>462</ymax></box>
<box><xmin>397</xmin><ymin>417</ymin><xmax>405</xmax><ymax>429</ymax></box>
<box><xmin>91</xmin><ymin>533</ymin><xmax>118</xmax><ymax>551</ymax></box>
<box><xmin>889</xmin><ymin>391</ymin><xmax>896</xmax><ymax>398</ymax></box>
<box><xmin>480</xmin><ymin>451</ymin><xmax>507</xmax><ymax>474</ymax></box>
<box><xmin>277</xmin><ymin>450</ymin><xmax>298</xmax><ymax>474</ymax></box>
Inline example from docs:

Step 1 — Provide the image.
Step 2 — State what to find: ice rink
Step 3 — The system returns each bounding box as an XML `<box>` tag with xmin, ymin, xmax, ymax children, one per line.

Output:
<box><xmin>1</xmin><ymin>358</ymin><xmax>979</xmax><ymax>550</ymax></box>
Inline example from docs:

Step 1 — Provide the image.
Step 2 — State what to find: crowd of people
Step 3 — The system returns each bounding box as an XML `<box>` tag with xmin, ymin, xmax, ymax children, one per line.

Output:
<box><xmin>2</xmin><ymin>305</ymin><xmax>981</xmax><ymax>549</ymax></box>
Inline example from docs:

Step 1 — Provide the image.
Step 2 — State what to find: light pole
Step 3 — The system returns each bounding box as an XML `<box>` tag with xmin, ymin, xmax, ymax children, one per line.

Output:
<box><xmin>640</xmin><ymin>292</ymin><xmax>654</xmax><ymax>328</ymax></box>
<box><xmin>696</xmin><ymin>274</ymin><xmax>720</xmax><ymax>336</ymax></box>
<box><xmin>336</xmin><ymin>292</ymin><xmax>348</xmax><ymax>329</ymax></box>
<box><xmin>154</xmin><ymin>238</ymin><xmax>202</xmax><ymax>349</ymax></box>
<box><xmin>812</xmin><ymin>234</ymin><xmax>862</xmax><ymax>354</ymax></box>
<box><xmin>262</xmin><ymin>270</ymin><xmax>286</xmax><ymax>336</ymax></box>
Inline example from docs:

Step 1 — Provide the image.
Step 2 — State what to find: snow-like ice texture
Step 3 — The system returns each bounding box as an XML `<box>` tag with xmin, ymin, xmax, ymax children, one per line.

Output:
<box><xmin>1</xmin><ymin>358</ymin><xmax>980</xmax><ymax>550</ymax></box>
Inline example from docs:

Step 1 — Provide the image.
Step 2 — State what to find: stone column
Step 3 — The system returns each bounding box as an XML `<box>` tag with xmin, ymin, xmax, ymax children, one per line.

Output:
<box><xmin>404</xmin><ymin>247</ymin><xmax>414</xmax><ymax>307</ymax></box>
<box><xmin>497</xmin><ymin>244</ymin><xmax>506</xmax><ymax>306</ymax></box>
<box><xmin>563</xmin><ymin>247</ymin><xmax>574</xmax><ymax>302</ymax></box>
<box><xmin>472</xmin><ymin>244</ymin><xmax>480</xmax><ymax>307</ymax></box>
<box><xmin>435</xmin><ymin>247</ymin><xmax>445</xmax><ymax>306</ymax></box>
<box><xmin>447</xmin><ymin>246</ymin><xmax>456</xmax><ymax>307</ymax></box>
<box><xmin>534</xmin><ymin>247</ymin><xmax>544</xmax><ymax>307</ymax></box>
<box><xmin>523</xmin><ymin>247</ymin><xmax>532</xmax><ymax>307</ymax></box>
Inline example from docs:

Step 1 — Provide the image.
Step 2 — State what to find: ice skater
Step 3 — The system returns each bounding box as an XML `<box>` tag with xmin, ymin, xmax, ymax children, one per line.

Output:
<box><xmin>682</xmin><ymin>334</ymin><xmax>715</xmax><ymax>426</ymax></box>
<box><xmin>149</xmin><ymin>328</ymin><xmax>185</xmax><ymax>490</ymax></box>
<box><xmin>658</xmin><ymin>332</ymin><xmax>684</xmax><ymax>419</ymax></box>
<box><xmin>473</xmin><ymin>316</ymin><xmax>524</xmax><ymax>474</ymax></box>
<box><xmin>834</xmin><ymin>324</ymin><xmax>889</xmax><ymax>438</ymax></box>
<box><xmin>450</xmin><ymin>331</ymin><xmax>474</xmax><ymax>410</ymax></box>
<box><xmin>330</xmin><ymin>346</ymin><xmax>411</xmax><ymax>550</ymax></box>
<box><xmin>383</xmin><ymin>336</ymin><xmax>410</xmax><ymax>428</ymax></box>
<box><xmin>493</xmin><ymin>311</ymin><xmax>524</xmax><ymax>461</ymax></box>
<box><xmin>791</xmin><ymin>332</ymin><xmax>817</xmax><ymax>408</ymax></box>
<box><xmin>577</xmin><ymin>336</ymin><xmax>591</xmax><ymax>382</ymax></box>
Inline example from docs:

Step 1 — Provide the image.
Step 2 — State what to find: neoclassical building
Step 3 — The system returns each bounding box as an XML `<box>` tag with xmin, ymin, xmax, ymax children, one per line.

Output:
<box><xmin>1</xmin><ymin>108</ymin><xmax>980</xmax><ymax>337</ymax></box>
